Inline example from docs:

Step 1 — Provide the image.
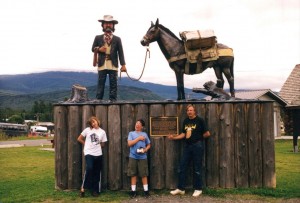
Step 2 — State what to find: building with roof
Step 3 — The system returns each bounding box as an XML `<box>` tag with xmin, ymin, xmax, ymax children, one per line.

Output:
<box><xmin>236</xmin><ymin>89</ymin><xmax>287</xmax><ymax>137</ymax></box>
<box><xmin>279</xmin><ymin>64</ymin><xmax>300</xmax><ymax>152</ymax></box>
<box><xmin>279</xmin><ymin>64</ymin><xmax>300</xmax><ymax>105</ymax></box>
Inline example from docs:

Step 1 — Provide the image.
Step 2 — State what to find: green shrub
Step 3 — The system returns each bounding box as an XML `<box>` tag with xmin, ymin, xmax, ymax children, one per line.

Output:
<box><xmin>0</xmin><ymin>130</ymin><xmax>9</xmax><ymax>140</ymax></box>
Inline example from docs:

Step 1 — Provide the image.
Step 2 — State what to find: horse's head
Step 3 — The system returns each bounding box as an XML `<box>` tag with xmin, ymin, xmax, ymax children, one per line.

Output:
<box><xmin>141</xmin><ymin>19</ymin><xmax>160</xmax><ymax>46</ymax></box>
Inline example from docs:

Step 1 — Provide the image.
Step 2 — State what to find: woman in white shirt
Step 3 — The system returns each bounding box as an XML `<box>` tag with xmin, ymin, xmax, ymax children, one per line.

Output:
<box><xmin>77</xmin><ymin>116</ymin><xmax>107</xmax><ymax>197</ymax></box>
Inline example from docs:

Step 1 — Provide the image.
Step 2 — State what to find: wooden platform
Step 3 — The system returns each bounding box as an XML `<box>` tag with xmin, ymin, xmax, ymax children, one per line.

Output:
<box><xmin>54</xmin><ymin>100</ymin><xmax>276</xmax><ymax>190</ymax></box>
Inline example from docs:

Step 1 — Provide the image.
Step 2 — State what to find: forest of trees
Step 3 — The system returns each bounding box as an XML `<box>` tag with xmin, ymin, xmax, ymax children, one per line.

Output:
<box><xmin>0</xmin><ymin>100</ymin><xmax>53</xmax><ymax>124</ymax></box>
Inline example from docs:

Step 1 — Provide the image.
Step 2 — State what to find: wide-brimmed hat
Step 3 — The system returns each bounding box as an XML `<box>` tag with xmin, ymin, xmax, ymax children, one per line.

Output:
<box><xmin>98</xmin><ymin>15</ymin><xmax>118</xmax><ymax>24</ymax></box>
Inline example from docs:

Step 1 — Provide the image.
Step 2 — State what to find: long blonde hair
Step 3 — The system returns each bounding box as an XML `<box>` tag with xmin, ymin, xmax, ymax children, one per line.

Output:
<box><xmin>88</xmin><ymin>116</ymin><xmax>100</xmax><ymax>128</ymax></box>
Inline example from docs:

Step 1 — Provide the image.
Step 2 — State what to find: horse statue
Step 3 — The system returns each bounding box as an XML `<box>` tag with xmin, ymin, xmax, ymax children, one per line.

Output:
<box><xmin>141</xmin><ymin>19</ymin><xmax>235</xmax><ymax>100</ymax></box>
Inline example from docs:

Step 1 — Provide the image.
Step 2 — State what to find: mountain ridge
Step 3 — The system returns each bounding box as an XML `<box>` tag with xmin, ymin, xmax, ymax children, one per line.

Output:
<box><xmin>0</xmin><ymin>71</ymin><xmax>204</xmax><ymax>100</ymax></box>
<box><xmin>0</xmin><ymin>71</ymin><xmax>206</xmax><ymax>110</ymax></box>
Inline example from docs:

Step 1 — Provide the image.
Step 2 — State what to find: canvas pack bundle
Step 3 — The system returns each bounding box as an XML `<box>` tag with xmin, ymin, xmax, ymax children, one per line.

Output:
<box><xmin>180</xmin><ymin>30</ymin><xmax>216</xmax><ymax>50</ymax></box>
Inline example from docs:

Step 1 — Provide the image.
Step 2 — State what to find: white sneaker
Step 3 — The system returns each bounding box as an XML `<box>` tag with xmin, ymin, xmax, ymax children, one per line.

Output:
<box><xmin>170</xmin><ymin>189</ymin><xmax>185</xmax><ymax>195</ymax></box>
<box><xmin>192</xmin><ymin>190</ymin><xmax>202</xmax><ymax>197</ymax></box>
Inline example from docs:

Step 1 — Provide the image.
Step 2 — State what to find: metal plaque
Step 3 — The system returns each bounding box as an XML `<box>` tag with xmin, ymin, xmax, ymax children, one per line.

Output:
<box><xmin>150</xmin><ymin>116</ymin><xmax>178</xmax><ymax>136</ymax></box>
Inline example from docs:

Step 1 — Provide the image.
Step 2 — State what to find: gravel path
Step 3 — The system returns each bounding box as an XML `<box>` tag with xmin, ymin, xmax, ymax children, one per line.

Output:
<box><xmin>0</xmin><ymin>139</ymin><xmax>50</xmax><ymax>147</ymax></box>
<box><xmin>120</xmin><ymin>194</ymin><xmax>300</xmax><ymax>203</ymax></box>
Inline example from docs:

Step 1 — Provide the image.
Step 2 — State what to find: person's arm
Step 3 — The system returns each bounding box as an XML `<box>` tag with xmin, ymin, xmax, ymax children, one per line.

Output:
<box><xmin>167</xmin><ymin>132</ymin><xmax>185</xmax><ymax>140</ymax></box>
<box><xmin>92</xmin><ymin>36</ymin><xmax>99</xmax><ymax>52</ymax></box>
<box><xmin>117</xmin><ymin>37</ymin><xmax>126</xmax><ymax>66</ymax></box>
<box><xmin>128</xmin><ymin>135</ymin><xmax>145</xmax><ymax>147</ymax></box>
<box><xmin>100</xmin><ymin>131</ymin><xmax>108</xmax><ymax>148</ymax></box>
<box><xmin>77</xmin><ymin>134</ymin><xmax>85</xmax><ymax>145</ymax></box>
<box><xmin>203</xmin><ymin>130</ymin><xmax>210</xmax><ymax>138</ymax></box>
<box><xmin>92</xmin><ymin>35</ymin><xmax>105</xmax><ymax>51</ymax></box>
<box><xmin>143</xmin><ymin>143</ymin><xmax>151</xmax><ymax>153</ymax></box>
<box><xmin>201</xmin><ymin>118</ymin><xmax>210</xmax><ymax>138</ymax></box>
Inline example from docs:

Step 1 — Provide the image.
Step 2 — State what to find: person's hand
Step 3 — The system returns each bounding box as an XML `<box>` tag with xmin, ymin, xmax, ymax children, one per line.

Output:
<box><xmin>167</xmin><ymin>134</ymin><xmax>175</xmax><ymax>140</ymax></box>
<box><xmin>138</xmin><ymin>135</ymin><xmax>145</xmax><ymax>141</ymax></box>
<box><xmin>203</xmin><ymin>131</ymin><xmax>211</xmax><ymax>138</ymax></box>
<box><xmin>120</xmin><ymin>65</ymin><xmax>127</xmax><ymax>72</ymax></box>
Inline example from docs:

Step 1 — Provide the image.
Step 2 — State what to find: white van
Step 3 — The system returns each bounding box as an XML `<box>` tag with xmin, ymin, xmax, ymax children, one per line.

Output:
<box><xmin>30</xmin><ymin>126</ymin><xmax>48</xmax><ymax>136</ymax></box>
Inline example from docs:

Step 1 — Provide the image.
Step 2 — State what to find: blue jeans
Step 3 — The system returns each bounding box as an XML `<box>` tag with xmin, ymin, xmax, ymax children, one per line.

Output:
<box><xmin>97</xmin><ymin>70</ymin><xmax>118</xmax><ymax>100</ymax></box>
<box><xmin>82</xmin><ymin>155</ymin><xmax>103</xmax><ymax>193</ymax></box>
<box><xmin>178</xmin><ymin>141</ymin><xmax>204</xmax><ymax>190</ymax></box>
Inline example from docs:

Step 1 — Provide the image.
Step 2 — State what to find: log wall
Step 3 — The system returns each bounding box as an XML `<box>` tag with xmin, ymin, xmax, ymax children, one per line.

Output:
<box><xmin>54</xmin><ymin>100</ymin><xmax>276</xmax><ymax>191</ymax></box>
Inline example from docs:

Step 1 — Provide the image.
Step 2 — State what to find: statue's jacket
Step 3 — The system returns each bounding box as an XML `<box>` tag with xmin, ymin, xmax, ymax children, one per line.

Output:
<box><xmin>92</xmin><ymin>34</ymin><xmax>126</xmax><ymax>68</ymax></box>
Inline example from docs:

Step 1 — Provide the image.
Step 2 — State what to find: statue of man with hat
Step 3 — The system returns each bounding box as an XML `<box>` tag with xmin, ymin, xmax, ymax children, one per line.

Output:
<box><xmin>92</xmin><ymin>15</ymin><xmax>127</xmax><ymax>101</ymax></box>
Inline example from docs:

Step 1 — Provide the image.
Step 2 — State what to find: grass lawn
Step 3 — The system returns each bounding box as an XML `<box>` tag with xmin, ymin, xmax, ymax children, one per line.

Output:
<box><xmin>0</xmin><ymin>140</ymin><xmax>299</xmax><ymax>203</ymax></box>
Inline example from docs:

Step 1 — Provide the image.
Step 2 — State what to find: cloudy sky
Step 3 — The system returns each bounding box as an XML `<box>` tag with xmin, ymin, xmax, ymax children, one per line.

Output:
<box><xmin>0</xmin><ymin>0</ymin><xmax>299</xmax><ymax>91</ymax></box>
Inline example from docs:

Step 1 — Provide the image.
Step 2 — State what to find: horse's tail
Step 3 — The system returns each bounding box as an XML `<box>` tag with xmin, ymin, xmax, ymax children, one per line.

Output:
<box><xmin>217</xmin><ymin>43</ymin><xmax>234</xmax><ymax>77</ymax></box>
<box><xmin>230</xmin><ymin>57</ymin><xmax>234</xmax><ymax>78</ymax></box>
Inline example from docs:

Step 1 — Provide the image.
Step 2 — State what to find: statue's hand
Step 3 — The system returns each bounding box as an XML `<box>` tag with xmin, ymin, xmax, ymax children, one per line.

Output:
<box><xmin>120</xmin><ymin>65</ymin><xmax>127</xmax><ymax>72</ymax></box>
<box><xmin>98</xmin><ymin>46</ymin><xmax>107</xmax><ymax>53</ymax></box>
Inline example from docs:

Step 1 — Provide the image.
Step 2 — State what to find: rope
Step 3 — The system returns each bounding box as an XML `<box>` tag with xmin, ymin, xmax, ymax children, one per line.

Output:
<box><xmin>120</xmin><ymin>47</ymin><xmax>150</xmax><ymax>81</ymax></box>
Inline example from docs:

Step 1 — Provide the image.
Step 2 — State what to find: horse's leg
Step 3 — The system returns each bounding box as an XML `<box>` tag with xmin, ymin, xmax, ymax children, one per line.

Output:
<box><xmin>213</xmin><ymin>67</ymin><xmax>224</xmax><ymax>88</ymax></box>
<box><xmin>175</xmin><ymin>72</ymin><xmax>185</xmax><ymax>100</ymax></box>
<box><xmin>223</xmin><ymin>68</ymin><xmax>235</xmax><ymax>97</ymax></box>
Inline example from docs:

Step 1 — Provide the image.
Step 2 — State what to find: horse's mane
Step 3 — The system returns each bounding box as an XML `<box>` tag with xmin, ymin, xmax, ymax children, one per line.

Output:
<box><xmin>158</xmin><ymin>24</ymin><xmax>182</xmax><ymax>42</ymax></box>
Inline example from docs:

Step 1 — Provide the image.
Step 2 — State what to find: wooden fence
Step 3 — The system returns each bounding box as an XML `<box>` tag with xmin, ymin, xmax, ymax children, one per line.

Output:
<box><xmin>54</xmin><ymin>100</ymin><xmax>276</xmax><ymax>191</ymax></box>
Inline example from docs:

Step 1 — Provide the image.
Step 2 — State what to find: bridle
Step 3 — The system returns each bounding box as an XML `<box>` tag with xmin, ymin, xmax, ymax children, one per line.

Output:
<box><xmin>141</xmin><ymin>35</ymin><xmax>150</xmax><ymax>46</ymax></box>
